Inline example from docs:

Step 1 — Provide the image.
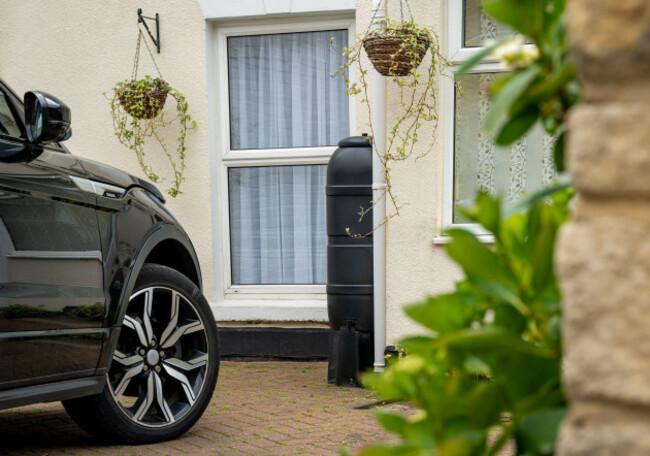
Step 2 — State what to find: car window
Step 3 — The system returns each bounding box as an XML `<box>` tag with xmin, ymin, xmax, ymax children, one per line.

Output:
<box><xmin>0</xmin><ymin>92</ymin><xmax>22</xmax><ymax>139</ymax></box>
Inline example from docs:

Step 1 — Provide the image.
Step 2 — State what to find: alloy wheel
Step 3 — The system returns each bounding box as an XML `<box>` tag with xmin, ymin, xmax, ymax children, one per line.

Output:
<box><xmin>107</xmin><ymin>286</ymin><xmax>209</xmax><ymax>427</ymax></box>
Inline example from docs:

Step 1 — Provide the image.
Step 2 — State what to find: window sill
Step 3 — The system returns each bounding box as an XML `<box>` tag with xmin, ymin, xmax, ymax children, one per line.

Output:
<box><xmin>210</xmin><ymin>298</ymin><xmax>328</xmax><ymax>322</ymax></box>
<box><xmin>432</xmin><ymin>234</ymin><xmax>495</xmax><ymax>245</ymax></box>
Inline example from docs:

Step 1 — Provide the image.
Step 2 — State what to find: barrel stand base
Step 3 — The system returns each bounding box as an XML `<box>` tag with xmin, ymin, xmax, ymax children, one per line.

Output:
<box><xmin>327</xmin><ymin>322</ymin><xmax>374</xmax><ymax>387</ymax></box>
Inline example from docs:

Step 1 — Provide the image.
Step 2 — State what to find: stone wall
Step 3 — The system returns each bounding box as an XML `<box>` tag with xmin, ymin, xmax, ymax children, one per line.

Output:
<box><xmin>556</xmin><ymin>1</ymin><xmax>650</xmax><ymax>454</ymax></box>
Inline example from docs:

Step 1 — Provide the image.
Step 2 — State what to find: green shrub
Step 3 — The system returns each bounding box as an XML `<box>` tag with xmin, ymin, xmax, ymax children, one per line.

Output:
<box><xmin>356</xmin><ymin>187</ymin><xmax>573</xmax><ymax>456</ymax></box>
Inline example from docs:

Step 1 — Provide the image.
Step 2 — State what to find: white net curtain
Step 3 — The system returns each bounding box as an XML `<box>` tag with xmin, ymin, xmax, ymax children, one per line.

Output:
<box><xmin>226</xmin><ymin>30</ymin><xmax>348</xmax><ymax>285</ymax></box>
<box><xmin>228</xmin><ymin>30</ymin><xmax>349</xmax><ymax>150</ymax></box>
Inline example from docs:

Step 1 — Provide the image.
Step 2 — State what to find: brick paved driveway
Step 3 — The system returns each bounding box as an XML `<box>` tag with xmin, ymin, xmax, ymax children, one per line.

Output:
<box><xmin>0</xmin><ymin>361</ymin><xmax>406</xmax><ymax>456</ymax></box>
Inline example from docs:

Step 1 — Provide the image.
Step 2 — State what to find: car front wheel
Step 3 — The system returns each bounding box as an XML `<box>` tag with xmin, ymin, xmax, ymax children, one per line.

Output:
<box><xmin>63</xmin><ymin>263</ymin><xmax>219</xmax><ymax>444</ymax></box>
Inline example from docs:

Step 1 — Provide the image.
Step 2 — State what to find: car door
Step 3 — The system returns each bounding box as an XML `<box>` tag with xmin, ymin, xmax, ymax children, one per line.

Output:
<box><xmin>0</xmin><ymin>86</ymin><xmax>106</xmax><ymax>389</ymax></box>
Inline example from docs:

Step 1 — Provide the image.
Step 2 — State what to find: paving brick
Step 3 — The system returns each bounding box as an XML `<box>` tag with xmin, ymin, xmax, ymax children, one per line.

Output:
<box><xmin>0</xmin><ymin>361</ymin><xmax>403</xmax><ymax>455</ymax></box>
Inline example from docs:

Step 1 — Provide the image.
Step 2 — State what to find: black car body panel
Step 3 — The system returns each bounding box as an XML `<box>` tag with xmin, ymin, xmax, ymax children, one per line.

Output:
<box><xmin>0</xmin><ymin>79</ymin><xmax>203</xmax><ymax>411</ymax></box>
<box><xmin>76</xmin><ymin>156</ymin><xmax>167</xmax><ymax>204</ymax></box>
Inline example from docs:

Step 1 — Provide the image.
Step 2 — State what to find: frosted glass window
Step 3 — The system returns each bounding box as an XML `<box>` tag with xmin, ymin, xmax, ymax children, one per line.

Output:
<box><xmin>454</xmin><ymin>73</ymin><xmax>555</xmax><ymax>222</ymax></box>
<box><xmin>228</xmin><ymin>165</ymin><xmax>327</xmax><ymax>285</ymax></box>
<box><xmin>227</xmin><ymin>30</ymin><xmax>349</xmax><ymax>150</ymax></box>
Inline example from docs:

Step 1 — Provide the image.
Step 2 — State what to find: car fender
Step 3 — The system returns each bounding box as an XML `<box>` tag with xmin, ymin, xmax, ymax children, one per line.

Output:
<box><xmin>97</xmin><ymin>224</ymin><xmax>202</xmax><ymax>374</ymax></box>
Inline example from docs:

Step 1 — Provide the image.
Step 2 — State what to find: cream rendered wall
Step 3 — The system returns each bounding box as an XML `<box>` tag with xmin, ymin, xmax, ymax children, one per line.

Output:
<box><xmin>355</xmin><ymin>0</ymin><xmax>464</xmax><ymax>344</ymax></box>
<box><xmin>0</xmin><ymin>1</ymin><xmax>215</xmax><ymax>298</ymax></box>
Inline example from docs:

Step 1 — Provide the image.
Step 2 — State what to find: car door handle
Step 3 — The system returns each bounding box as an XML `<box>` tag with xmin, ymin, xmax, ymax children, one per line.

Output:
<box><xmin>70</xmin><ymin>176</ymin><xmax>125</xmax><ymax>198</ymax></box>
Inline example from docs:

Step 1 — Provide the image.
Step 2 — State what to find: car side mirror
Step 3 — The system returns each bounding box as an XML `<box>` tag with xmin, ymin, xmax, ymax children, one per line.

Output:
<box><xmin>24</xmin><ymin>91</ymin><xmax>72</xmax><ymax>144</ymax></box>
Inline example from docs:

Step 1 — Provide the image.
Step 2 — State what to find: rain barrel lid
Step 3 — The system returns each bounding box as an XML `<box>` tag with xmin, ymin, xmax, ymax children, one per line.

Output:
<box><xmin>337</xmin><ymin>135</ymin><xmax>372</xmax><ymax>148</ymax></box>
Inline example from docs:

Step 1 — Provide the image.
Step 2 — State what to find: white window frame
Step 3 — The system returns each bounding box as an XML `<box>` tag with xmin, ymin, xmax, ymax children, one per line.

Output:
<box><xmin>209</xmin><ymin>17</ymin><xmax>355</xmax><ymax>320</ymax></box>
<box><xmin>441</xmin><ymin>1</ymin><xmax>534</xmax><ymax>241</ymax></box>
<box><xmin>447</xmin><ymin>0</ymin><xmax>504</xmax><ymax>64</ymax></box>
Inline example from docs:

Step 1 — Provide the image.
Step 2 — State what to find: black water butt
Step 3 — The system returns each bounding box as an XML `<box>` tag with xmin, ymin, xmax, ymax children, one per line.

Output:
<box><xmin>326</xmin><ymin>136</ymin><xmax>374</xmax><ymax>386</ymax></box>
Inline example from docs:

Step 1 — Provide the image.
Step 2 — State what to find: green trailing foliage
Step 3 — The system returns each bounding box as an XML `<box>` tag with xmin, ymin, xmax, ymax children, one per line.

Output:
<box><xmin>333</xmin><ymin>18</ymin><xmax>450</xmax><ymax>232</ymax></box>
<box><xmin>108</xmin><ymin>75</ymin><xmax>197</xmax><ymax>197</ymax></box>
<box><xmin>456</xmin><ymin>0</ymin><xmax>580</xmax><ymax>172</ymax></box>
<box><xmin>354</xmin><ymin>186</ymin><xmax>573</xmax><ymax>456</ymax></box>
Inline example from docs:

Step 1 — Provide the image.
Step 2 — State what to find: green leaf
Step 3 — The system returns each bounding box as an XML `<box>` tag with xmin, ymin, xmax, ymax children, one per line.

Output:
<box><xmin>529</xmin><ymin>208</ymin><xmax>558</xmax><ymax>297</ymax></box>
<box><xmin>399</xmin><ymin>336</ymin><xmax>441</xmax><ymax>358</ymax></box>
<box><xmin>484</xmin><ymin>66</ymin><xmax>540</xmax><ymax>133</ymax></box>
<box><xmin>444</xmin><ymin>326</ymin><xmax>553</xmax><ymax>358</ymax></box>
<box><xmin>405</xmin><ymin>294</ymin><xmax>472</xmax><ymax>334</ymax></box>
<box><xmin>463</xmin><ymin>192</ymin><xmax>501</xmax><ymax>237</ymax></box>
<box><xmin>463</xmin><ymin>355</ymin><xmax>492</xmax><ymax>377</ymax></box>
<box><xmin>468</xmin><ymin>382</ymin><xmax>503</xmax><ymax>428</ymax></box>
<box><xmin>444</xmin><ymin>229</ymin><xmax>519</xmax><ymax>292</ymax></box>
<box><xmin>362</xmin><ymin>371</ymin><xmax>409</xmax><ymax>402</ymax></box>
<box><xmin>489</xmin><ymin>72</ymin><xmax>517</xmax><ymax>95</ymax></box>
<box><xmin>514</xmin><ymin>408</ymin><xmax>568</xmax><ymax>455</ymax></box>
<box><xmin>495</xmin><ymin>105</ymin><xmax>540</xmax><ymax>146</ymax></box>
<box><xmin>493</xmin><ymin>304</ymin><xmax>527</xmax><ymax>334</ymax></box>
<box><xmin>472</xmin><ymin>279</ymin><xmax>530</xmax><ymax>316</ymax></box>
<box><xmin>375</xmin><ymin>410</ymin><xmax>409</xmax><ymax>436</ymax></box>
<box><xmin>405</xmin><ymin>418</ymin><xmax>440</xmax><ymax>449</ymax></box>
<box><xmin>482</xmin><ymin>0</ymin><xmax>545</xmax><ymax>37</ymax></box>
<box><xmin>440</xmin><ymin>424</ymin><xmax>486</xmax><ymax>456</ymax></box>
<box><xmin>499</xmin><ymin>354</ymin><xmax>560</xmax><ymax>404</ymax></box>
<box><xmin>527</xmin><ymin>62</ymin><xmax>576</xmax><ymax>102</ymax></box>
<box><xmin>481</xmin><ymin>0</ymin><xmax>527</xmax><ymax>33</ymax></box>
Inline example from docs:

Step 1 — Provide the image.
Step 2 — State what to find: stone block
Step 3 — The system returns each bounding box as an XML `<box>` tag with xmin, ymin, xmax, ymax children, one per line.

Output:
<box><xmin>568</xmin><ymin>0</ymin><xmax>650</xmax><ymax>101</ymax></box>
<box><xmin>568</xmin><ymin>103</ymin><xmax>650</xmax><ymax>197</ymax></box>
<box><xmin>557</xmin><ymin>216</ymin><xmax>650</xmax><ymax>406</ymax></box>
<box><xmin>557</xmin><ymin>401</ymin><xmax>650</xmax><ymax>456</ymax></box>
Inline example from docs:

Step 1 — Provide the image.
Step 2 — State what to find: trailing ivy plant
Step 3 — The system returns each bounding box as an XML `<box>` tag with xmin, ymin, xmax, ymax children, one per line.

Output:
<box><xmin>109</xmin><ymin>75</ymin><xmax>196</xmax><ymax>197</ymax></box>
<box><xmin>333</xmin><ymin>18</ymin><xmax>450</xmax><ymax>227</ymax></box>
<box><xmin>355</xmin><ymin>185</ymin><xmax>573</xmax><ymax>456</ymax></box>
<box><xmin>456</xmin><ymin>0</ymin><xmax>580</xmax><ymax>171</ymax></box>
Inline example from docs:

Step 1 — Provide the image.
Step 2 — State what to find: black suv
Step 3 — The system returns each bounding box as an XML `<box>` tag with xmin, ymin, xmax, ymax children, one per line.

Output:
<box><xmin>0</xmin><ymin>80</ymin><xmax>219</xmax><ymax>444</ymax></box>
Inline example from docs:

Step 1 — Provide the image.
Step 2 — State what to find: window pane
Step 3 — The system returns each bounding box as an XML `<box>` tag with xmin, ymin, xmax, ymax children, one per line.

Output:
<box><xmin>228</xmin><ymin>30</ymin><xmax>349</xmax><ymax>150</ymax></box>
<box><xmin>463</xmin><ymin>0</ymin><xmax>513</xmax><ymax>48</ymax></box>
<box><xmin>453</xmin><ymin>73</ymin><xmax>556</xmax><ymax>223</ymax></box>
<box><xmin>0</xmin><ymin>93</ymin><xmax>22</xmax><ymax>138</ymax></box>
<box><xmin>228</xmin><ymin>165</ymin><xmax>327</xmax><ymax>285</ymax></box>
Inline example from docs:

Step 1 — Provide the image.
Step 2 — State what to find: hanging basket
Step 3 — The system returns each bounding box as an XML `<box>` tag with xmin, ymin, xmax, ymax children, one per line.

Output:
<box><xmin>362</xmin><ymin>30</ymin><xmax>431</xmax><ymax>76</ymax></box>
<box><xmin>117</xmin><ymin>79</ymin><xmax>169</xmax><ymax>119</ymax></box>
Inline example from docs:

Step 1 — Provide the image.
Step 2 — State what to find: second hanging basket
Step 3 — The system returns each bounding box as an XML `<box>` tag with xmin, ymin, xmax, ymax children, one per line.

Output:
<box><xmin>362</xmin><ymin>27</ymin><xmax>431</xmax><ymax>76</ymax></box>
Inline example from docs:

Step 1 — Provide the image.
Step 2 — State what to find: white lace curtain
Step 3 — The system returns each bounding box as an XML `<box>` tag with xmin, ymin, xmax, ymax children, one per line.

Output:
<box><xmin>454</xmin><ymin>73</ymin><xmax>555</xmax><ymax>223</ymax></box>
<box><xmin>226</xmin><ymin>30</ymin><xmax>348</xmax><ymax>285</ymax></box>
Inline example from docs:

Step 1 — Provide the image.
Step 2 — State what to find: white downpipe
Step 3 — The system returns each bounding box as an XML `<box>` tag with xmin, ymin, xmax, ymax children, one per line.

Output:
<box><xmin>371</xmin><ymin>0</ymin><xmax>387</xmax><ymax>372</ymax></box>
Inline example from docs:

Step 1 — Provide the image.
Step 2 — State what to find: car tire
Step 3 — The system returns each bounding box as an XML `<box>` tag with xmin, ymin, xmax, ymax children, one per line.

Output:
<box><xmin>63</xmin><ymin>263</ymin><xmax>219</xmax><ymax>444</ymax></box>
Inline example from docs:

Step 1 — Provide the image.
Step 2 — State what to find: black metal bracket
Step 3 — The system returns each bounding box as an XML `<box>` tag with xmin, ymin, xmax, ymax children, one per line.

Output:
<box><xmin>137</xmin><ymin>8</ymin><xmax>160</xmax><ymax>53</ymax></box>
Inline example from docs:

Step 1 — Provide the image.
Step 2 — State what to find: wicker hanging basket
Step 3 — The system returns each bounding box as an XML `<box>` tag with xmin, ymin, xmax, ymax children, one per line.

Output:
<box><xmin>117</xmin><ymin>81</ymin><xmax>169</xmax><ymax>119</ymax></box>
<box><xmin>362</xmin><ymin>30</ymin><xmax>431</xmax><ymax>76</ymax></box>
